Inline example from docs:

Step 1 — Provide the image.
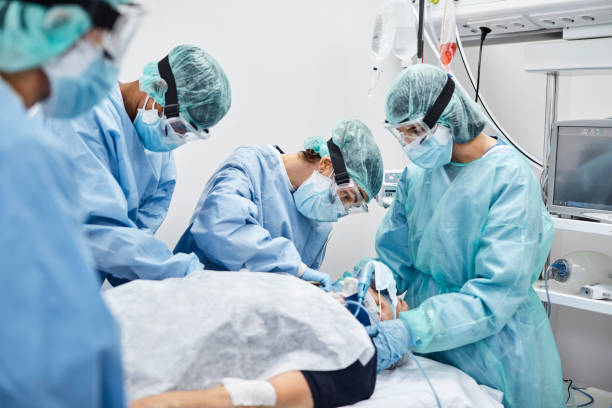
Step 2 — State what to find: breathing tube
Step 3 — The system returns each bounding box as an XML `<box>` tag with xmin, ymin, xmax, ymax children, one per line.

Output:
<box><xmin>343</xmin><ymin>299</ymin><xmax>441</xmax><ymax>408</ymax></box>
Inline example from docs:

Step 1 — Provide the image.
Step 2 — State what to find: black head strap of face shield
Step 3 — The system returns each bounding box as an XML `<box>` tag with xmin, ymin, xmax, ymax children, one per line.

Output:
<box><xmin>21</xmin><ymin>0</ymin><xmax>120</xmax><ymax>30</ymax></box>
<box><xmin>422</xmin><ymin>75</ymin><xmax>455</xmax><ymax>129</ymax></box>
<box><xmin>327</xmin><ymin>138</ymin><xmax>350</xmax><ymax>186</ymax></box>
<box><xmin>157</xmin><ymin>55</ymin><xmax>180</xmax><ymax>118</ymax></box>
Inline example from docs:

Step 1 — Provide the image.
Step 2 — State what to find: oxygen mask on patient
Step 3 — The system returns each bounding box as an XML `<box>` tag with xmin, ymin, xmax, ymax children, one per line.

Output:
<box><xmin>340</xmin><ymin>277</ymin><xmax>398</xmax><ymax>327</ymax></box>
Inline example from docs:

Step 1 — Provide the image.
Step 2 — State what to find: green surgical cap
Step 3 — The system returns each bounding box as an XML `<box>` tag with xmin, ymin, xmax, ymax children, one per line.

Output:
<box><xmin>385</xmin><ymin>64</ymin><xmax>487</xmax><ymax>144</ymax></box>
<box><xmin>303</xmin><ymin>119</ymin><xmax>384</xmax><ymax>202</ymax></box>
<box><xmin>139</xmin><ymin>44</ymin><xmax>232</xmax><ymax>130</ymax></box>
<box><xmin>0</xmin><ymin>1</ymin><xmax>101</xmax><ymax>72</ymax></box>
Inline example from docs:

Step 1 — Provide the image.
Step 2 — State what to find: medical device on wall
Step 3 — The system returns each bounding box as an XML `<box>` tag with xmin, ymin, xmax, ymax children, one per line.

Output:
<box><xmin>427</xmin><ymin>0</ymin><xmax>612</xmax><ymax>43</ymax></box>
<box><xmin>546</xmin><ymin>120</ymin><xmax>612</xmax><ymax>223</ymax></box>
<box><xmin>368</xmin><ymin>0</ymin><xmax>418</xmax><ymax>96</ymax></box>
<box><xmin>546</xmin><ymin>251</ymin><xmax>612</xmax><ymax>295</ymax></box>
<box><xmin>377</xmin><ymin>169</ymin><xmax>403</xmax><ymax>208</ymax></box>
<box><xmin>580</xmin><ymin>283</ymin><xmax>612</xmax><ymax>300</ymax></box>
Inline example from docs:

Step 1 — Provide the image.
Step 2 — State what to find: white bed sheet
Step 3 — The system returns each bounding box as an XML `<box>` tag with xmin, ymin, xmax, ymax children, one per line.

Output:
<box><xmin>346</xmin><ymin>355</ymin><xmax>503</xmax><ymax>408</ymax></box>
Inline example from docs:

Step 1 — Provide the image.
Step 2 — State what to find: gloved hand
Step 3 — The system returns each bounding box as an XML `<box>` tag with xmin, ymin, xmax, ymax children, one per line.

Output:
<box><xmin>301</xmin><ymin>268</ymin><xmax>332</xmax><ymax>291</ymax></box>
<box><xmin>366</xmin><ymin>319</ymin><xmax>414</xmax><ymax>373</ymax></box>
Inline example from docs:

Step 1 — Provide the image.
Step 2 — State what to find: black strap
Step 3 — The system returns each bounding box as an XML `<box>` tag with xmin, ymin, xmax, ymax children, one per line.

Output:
<box><xmin>327</xmin><ymin>138</ymin><xmax>350</xmax><ymax>186</ymax></box>
<box><xmin>157</xmin><ymin>55</ymin><xmax>180</xmax><ymax>118</ymax></box>
<box><xmin>20</xmin><ymin>0</ymin><xmax>120</xmax><ymax>30</ymax></box>
<box><xmin>274</xmin><ymin>145</ymin><xmax>285</xmax><ymax>154</ymax></box>
<box><xmin>422</xmin><ymin>75</ymin><xmax>455</xmax><ymax>129</ymax></box>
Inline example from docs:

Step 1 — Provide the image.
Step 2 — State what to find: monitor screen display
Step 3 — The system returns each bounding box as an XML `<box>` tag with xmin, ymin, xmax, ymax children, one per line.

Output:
<box><xmin>552</xmin><ymin>126</ymin><xmax>612</xmax><ymax>211</ymax></box>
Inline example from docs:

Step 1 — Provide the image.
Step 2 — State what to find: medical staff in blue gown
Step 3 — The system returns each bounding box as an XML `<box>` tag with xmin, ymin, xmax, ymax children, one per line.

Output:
<box><xmin>366</xmin><ymin>64</ymin><xmax>564</xmax><ymax>408</ymax></box>
<box><xmin>0</xmin><ymin>0</ymin><xmax>141</xmax><ymax>406</ymax></box>
<box><xmin>174</xmin><ymin>119</ymin><xmax>384</xmax><ymax>291</ymax></box>
<box><xmin>38</xmin><ymin>44</ymin><xmax>232</xmax><ymax>284</ymax></box>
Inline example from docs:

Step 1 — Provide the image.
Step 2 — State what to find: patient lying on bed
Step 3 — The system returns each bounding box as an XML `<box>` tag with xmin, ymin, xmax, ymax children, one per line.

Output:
<box><xmin>104</xmin><ymin>271</ymin><xmax>379</xmax><ymax>408</ymax></box>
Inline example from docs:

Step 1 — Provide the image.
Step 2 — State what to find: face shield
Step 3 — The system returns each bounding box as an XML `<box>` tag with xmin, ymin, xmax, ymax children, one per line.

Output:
<box><xmin>156</xmin><ymin>55</ymin><xmax>210</xmax><ymax>147</ymax></box>
<box><xmin>385</xmin><ymin>75</ymin><xmax>456</xmax><ymax>150</ymax></box>
<box><xmin>326</xmin><ymin>138</ymin><xmax>368</xmax><ymax>216</ymax></box>
<box><xmin>100</xmin><ymin>2</ymin><xmax>145</xmax><ymax>62</ymax></box>
<box><xmin>27</xmin><ymin>0</ymin><xmax>145</xmax><ymax>62</ymax></box>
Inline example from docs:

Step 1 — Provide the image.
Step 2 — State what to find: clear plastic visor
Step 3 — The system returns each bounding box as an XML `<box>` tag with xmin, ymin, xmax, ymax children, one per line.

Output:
<box><xmin>384</xmin><ymin>118</ymin><xmax>435</xmax><ymax>147</ymax></box>
<box><xmin>333</xmin><ymin>180</ymin><xmax>368</xmax><ymax>215</ymax></box>
<box><xmin>163</xmin><ymin>114</ymin><xmax>210</xmax><ymax>142</ymax></box>
<box><xmin>101</xmin><ymin>3</ymin><xmax>145</xmax><ymax>62</ymax></box>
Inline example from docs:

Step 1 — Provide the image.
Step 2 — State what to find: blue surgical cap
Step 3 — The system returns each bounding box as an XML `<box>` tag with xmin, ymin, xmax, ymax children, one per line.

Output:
<box><xmin>0</xmin><ymin>0</ymin><xmax>121</xmax><ymax>72</ymax></box>
<box><xmin>385</xmin><ymin>64</ymin><xmax>487</xmax><ymax>144</ymax></box>
<box><xmin>139</xmin><ymin>44</ymin><xmax>232</xmax><ymax>130</ymax></box>
<box><xmin>304</xmin><ymin>119</ymin><xmax>384</xmax><ymax>201</ymax></box>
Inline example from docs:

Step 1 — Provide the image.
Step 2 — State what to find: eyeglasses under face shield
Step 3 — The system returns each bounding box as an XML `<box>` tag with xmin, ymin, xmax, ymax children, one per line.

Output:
<box><xmin>326</xmin><ymin>138</ymin><xmax>368</xmax><ymax>216</ymax></box>
<box><xmin>156</xmin><ymin>55</ymin><xmax>210</xmax><ymax>146</ymax></box>
<box><xmin>384</xmin><ymin>74</ymin><xmax>456</xmax><ymax>150</ymax></box>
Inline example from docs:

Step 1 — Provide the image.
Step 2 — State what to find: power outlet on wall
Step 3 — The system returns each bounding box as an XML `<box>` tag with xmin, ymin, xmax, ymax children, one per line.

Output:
<box><xmin>530</xmin><ymin>5</ymin><xmax>612</xmax><ymax>30</ymax></box>
<box><xmin>458</xmin><ymin>15</ymin><xmax>537</xmax><ymax>37</ymax></box>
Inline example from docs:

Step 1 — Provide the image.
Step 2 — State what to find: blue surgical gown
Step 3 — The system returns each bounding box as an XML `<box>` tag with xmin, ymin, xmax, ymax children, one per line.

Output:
<box><xmin>174</xmin><ymin>145</ymin><xmax>333</xmax><ymax>274</ymax></box>
<box><xmin>375</xmin><ymin>146</ymin><xmax>564</xmax><ymax>408</ymax></box>
<box><xmin>0</xmin><ymin>80</ymin><xmax>125</xmax><ymax>406</ymax></box>
<box><xmin>37</xmin><ymin>83</ymin><xmax>203</xmax><ymax>283</ymax></box>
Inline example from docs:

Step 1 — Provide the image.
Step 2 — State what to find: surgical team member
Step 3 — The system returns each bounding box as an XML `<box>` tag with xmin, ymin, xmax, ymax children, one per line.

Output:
<box><xmin>366</xmin><ymin>64</ymin><xmax>564</xmax><ymax>408</ymax></box>
<box><xmin>0</xmin><ymin>0</ymin><xmax>141</xmax><ymax>405</ymax></box>
<box><xmin>39</xmin><ymin>44</ymin><xmax>231</xmax><ymax>285</ymax></box>
<box><xmin>174</xmin><ymin>119</ymin><xmax>383</xmax><ymax>290</ymax></box>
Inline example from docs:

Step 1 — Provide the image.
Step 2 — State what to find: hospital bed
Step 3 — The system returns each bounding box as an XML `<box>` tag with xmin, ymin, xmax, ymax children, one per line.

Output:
<box><xmin>349</xmin><ymin>356</ymin><xmax>503</xmax><ymax>408</ymax></box>
<box><xmin>104</xmin><ymin>271</ymin><xmax>503</xmax><ymax>407</ymax></box>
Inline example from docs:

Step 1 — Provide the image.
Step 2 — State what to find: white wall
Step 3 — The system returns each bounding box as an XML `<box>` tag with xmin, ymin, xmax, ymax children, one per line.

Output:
<box><xmin>119</xmin><ymin>0</ymin><xmax>612</xmax><ymax>393</ymax></box>
<box><xmin>119</xmin><ymin>0</ymin><xmax>407</xmax><ymax>279</ymax></box>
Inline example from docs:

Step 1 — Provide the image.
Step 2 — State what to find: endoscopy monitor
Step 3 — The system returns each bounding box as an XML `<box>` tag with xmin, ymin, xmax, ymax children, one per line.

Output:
<box><xmin>547</xmin><ymin>119</ymin><xmax>612</xmax><ymax>223</ymax></box>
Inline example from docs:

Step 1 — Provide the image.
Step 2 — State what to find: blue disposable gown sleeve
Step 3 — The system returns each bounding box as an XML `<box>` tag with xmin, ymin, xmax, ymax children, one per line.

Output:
<box><xmin>69</xmin><ymin>126</ymin><xmax>203</xmax><ymax>281</ymax></box>
<box><xmin>384</xmin><ymin>170</ymin><xmax>550</xmax><ymax>353</ymax></box>
<box><xmin>189</xmin><ymin>164</ymin><xmax>303</xmax><ymax>273</ymax></box>
<box><xmin>134</xmin><ymin>154</ymin><xmax>177</xmax><ymax>233</ymax></box>
<box><xmin>85</xmin><ymin>209</ymin><xmax>203</xmax><ymax>281</ymax></box>
<box><xmin>0</xmin><ymin>139</ymin><xmax>125</xmax><ymax>407</ymax></box>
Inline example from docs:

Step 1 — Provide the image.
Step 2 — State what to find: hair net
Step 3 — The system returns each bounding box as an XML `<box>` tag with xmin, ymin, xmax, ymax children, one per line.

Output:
<box><xmin>303</xmin><ymin>119</ymin><xmax>383</xmax><ymax>202</ymax></box>
<box><xmin>139</xmin><ymin>44</ymin><xmax>232</xmax><ymax>130</ymax></box>
<box><xmin>0</xmin><ymin>0</ymin><xmax>115</xmax><ymax>72</ymax></box>
<box><xmin>385</xmin><ymin>64</ymin><xmax>487</xmax><ymax>144</ymax></box>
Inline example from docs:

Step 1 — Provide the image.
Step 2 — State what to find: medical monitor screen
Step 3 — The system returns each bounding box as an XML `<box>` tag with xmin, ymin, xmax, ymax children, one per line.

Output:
<box><xmin>552</xmin><ymin>126</ymin><xmax>612</xmax><ymax>211</ymax></box>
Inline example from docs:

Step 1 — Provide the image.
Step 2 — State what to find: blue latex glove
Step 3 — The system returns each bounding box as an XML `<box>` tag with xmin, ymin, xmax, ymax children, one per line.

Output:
<box><xmin>301</xmin><ymin>268</ymin><xmax>332</xmax><ymax>291</ymax></box>
<box><xmin>366</xmin><ymin>319</ymin><xmax>414</xmax><ymax>373</ymax></box>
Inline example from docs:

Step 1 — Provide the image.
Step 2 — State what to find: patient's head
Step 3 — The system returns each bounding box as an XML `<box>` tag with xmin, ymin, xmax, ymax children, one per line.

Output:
<box><xmin>365</xmin><ymin>287</ymin><xmax>409</xmax><ymax>321</ymax></box>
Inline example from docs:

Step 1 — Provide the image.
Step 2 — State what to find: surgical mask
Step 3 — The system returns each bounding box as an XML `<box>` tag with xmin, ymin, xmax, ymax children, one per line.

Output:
<box><xmin>134</xmin><ymin>96</ymin><xmax>182</xmax><ymax>152</ymax></box>
<box><xmin>294</xmin><ymin>171</ymin><xmax>346</xmax><ymax>222</ymax></box>
<box><xmin>405</xmin><ymin>125</ymin><xmax>453</xmax><ymax>169</ymax></box>
<box><xmin>42</xmin><ymin>39</ymin><xmax>118</xmax><ymax>118</ymax></box>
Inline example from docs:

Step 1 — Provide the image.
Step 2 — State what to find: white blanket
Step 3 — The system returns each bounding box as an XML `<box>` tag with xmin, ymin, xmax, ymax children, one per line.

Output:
<box><xmin>104</xmin><ymin>271</ymin><xmax>374</xmax><ymax>400</ymax></box>
<box><xmin>348</xmin><ymin>356</ymin><xmax>503</xmax><ymax>408</ymax></box>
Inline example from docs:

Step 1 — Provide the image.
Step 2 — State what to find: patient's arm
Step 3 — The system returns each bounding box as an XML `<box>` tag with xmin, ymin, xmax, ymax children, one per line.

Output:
<box><xmin>131</xmin><ymin>371</ymin><xmax>313</xmax><ymax>408</ymax></box>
